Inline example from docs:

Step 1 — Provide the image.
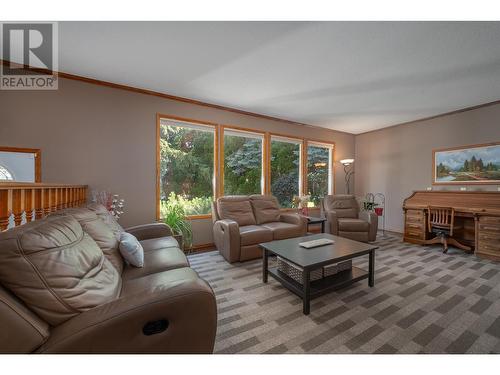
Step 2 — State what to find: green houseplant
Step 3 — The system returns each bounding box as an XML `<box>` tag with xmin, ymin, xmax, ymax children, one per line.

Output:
<box><xmin>161</xmin><ymin>192</ymin><xmax>193</xmax><ymax>252</ymax></box>
<box><xmin>362</xmin><ymin>200</ymin><xmax>379</xmax><ymax>211</ymax></box>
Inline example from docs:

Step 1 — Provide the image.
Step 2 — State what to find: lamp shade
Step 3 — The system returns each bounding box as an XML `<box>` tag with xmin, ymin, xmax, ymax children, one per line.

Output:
<box><xmin>340</xmin><ymin>158</ymin><xmax>354</xmax><ymax>166</ymax></box>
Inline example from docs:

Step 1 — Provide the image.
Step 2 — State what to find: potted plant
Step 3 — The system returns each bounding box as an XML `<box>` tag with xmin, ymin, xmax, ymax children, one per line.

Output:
<box><xmin>161</xmin><ymin>192</ymin><xmax>193</xmax><ymax>252</ymax></box>
<box><xmin>362</xmin><ymin>200</ymin><xmax>379</xmax><ymax>211</ymax></box>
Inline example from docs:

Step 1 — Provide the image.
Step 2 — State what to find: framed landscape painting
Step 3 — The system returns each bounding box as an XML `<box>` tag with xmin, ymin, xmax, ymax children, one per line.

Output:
<box><xmin>433</xmin><ymin>142</ymin><xmax>500</xmax><ymax>184</ymax></box>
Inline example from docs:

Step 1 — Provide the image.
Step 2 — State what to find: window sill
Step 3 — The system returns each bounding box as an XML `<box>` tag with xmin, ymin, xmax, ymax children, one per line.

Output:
<box><xmin>186</xmin><ymin>214</ymin><xmax>212</xmax><ymax>220</ymax></box>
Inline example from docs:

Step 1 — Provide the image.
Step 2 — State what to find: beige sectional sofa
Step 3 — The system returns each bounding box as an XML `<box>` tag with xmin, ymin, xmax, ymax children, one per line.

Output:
<box><xmin>212</xmin><ymin>195</ymin><xmax>307</xmax><ymax>263</ymax></box>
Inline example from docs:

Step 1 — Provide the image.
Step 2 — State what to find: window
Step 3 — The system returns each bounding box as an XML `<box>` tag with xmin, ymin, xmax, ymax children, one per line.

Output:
<box><xmin>223</xmin><ymin>129</ymin><xmax>264</xmax><ymax>195</ymax></box>
<box><xmin>0</xmin><ymin>165</ymin><xmax>13</xmax><ymax>181</ymax></box>
<box><xmin>159</xmin><ymin>119</ymin><xmax>215</xmax><ymax>216</ymax></box>
<box><xmin>307</xmin><ymin>142</ymin><xmax>333</xmax><ymax>206</ymax></box>
<box><xmin>0</xmin><ymin>149</ymin><xmax>39</xmax><ymax>182</ymax></box>
<box><xmin>157</xmin><ymin>115</ymin><xmax>336</xmax><ymax>219</ymax></box>
<box><xmin>270</xmin><ymin>136</ymin><xmax>301</xmax><ymax>208</ymax></box>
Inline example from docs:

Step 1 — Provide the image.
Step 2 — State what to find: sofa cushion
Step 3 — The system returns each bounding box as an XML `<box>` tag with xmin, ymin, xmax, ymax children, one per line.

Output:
<box><xmin>122</xmin><ymin>246</ymin><xmax>189</xmax><ymax>280</ymax></box>
<box><xmin>261</xmin><ymin>221</ymin><xmax>304</xmax><ymax>240</ymax></box>
<box><xmin>324</xmin><ymin>195</ymin><xmax>358</xmax><ymax>219</ymax></box>
<box><xmin>249</xmin><ymin>195</ymin><xmax>281</xmax><ymax>224</ymax></box>
<box><xmin>239</xmin><ymin>225</ymin><xmax>273</xmax><ymax>246</ymax></box>
<box><xmin>0</xmin><ymin>216</ymin><xmax>121</xmax><ymax>326</ymax></box>
<box><xmin>339</xmin><ymin>232</ymin><xmax>369</xmax><ymax>242</ymax></box>
<box><xmin>140</xmin><ymin>236</ymin><xmax>180</xmax><ymax>252</ymax></box>
<box><xmin>51</xmin><ymin>207</ymin><xmax>124</xmax><ymax>274</ymax></box>
<box><xmin>121</xmin><ymin>267</ymin><xmax>199</xmax><ymax>296</ymax></box>
<box><xmin>338</xmin><ymin>218</ymin><xmax>370</xmax><ymax>232</ymax></box>
<box><xmin>217</xmin><ymin>196</ymin><xmax>256</xmax><ymax>226</ymax></box>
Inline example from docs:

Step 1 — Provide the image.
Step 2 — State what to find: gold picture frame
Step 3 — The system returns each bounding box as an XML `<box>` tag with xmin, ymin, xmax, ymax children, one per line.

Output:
<box><xmin>432</xmin><ymin>142</ymin><xmax>500</xmax><ymax>185</ymax></box>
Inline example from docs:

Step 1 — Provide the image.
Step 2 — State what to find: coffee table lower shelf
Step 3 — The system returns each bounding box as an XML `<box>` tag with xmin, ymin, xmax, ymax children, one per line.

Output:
<box><xmin>267</xmin><ymin>266</ymin><xmax>369</xmax><ymax>310</ymax></box>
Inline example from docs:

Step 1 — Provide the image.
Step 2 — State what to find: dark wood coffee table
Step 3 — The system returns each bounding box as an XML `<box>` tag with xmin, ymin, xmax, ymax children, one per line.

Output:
<box><xmin>260</xmin><ymin>233</ymin><xmax>378</xmax><ymax>315</ymax></box>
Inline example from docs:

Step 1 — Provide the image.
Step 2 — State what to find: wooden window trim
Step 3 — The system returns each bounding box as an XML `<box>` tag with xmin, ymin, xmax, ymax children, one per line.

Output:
<box><xmin>220</xmin><ymin>125</ymin><xmax>266</xmax><ymax>196</ymax></box>
<box><xmin>156</xmin><ymin>114</ymin><xmax>218</xmax><ymax>220</ymax></box>
<box><xmin>0</xmin><ymin>146</ymin><xmax>41</xmax><ymax>183</ymax></box>
<box><xmin>186</xmin><ymin>214</ymin><xmax>212</xmax><ymax>220</ymax></box>
<box><xmin>269</xmin><ymin>134</ymin><xmax>303</xmax><ymax>203</ymax></box>
<box><xmin>305</xmin><ymin>141</ymin><xmax>336</xmax><ymax>205</ymax></box>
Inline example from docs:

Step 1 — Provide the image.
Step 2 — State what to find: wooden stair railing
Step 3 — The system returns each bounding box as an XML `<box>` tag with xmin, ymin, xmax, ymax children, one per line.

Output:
<box><xmin>0</xmin><ymin>183</ymin><xmax>88</xmax><ymax>231</ymax></box>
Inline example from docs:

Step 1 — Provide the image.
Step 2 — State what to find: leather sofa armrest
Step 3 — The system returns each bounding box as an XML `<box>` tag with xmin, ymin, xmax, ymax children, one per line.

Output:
<box><xmin>280</xmin><ymin>213</ymin><xmax>307</xmax><ymax>234</ymax></box>
<box><xmin>213</xmin><ymin>219</ymin><xmax>240</xmax><ymax>263</ymax></box>
<box><xmin>37</xmin><ymin>278</ymin><xmax>217</xmax><ymax>354</ymax></box>
<box><xmin>325</xmin><ymin>210</ymin><xmax>339</xmax><ymax>235</ymax></box>
<box><xmin>359</xmin><ymin>211</ymin><xmax>378</xmax><ymax>242</ymax></box>
<box><xmin>0</xmin><ymin>285</ymin><xmax>50</xmax><ymax>353</ymax></box>
<box><xmin>125</xmin><ymin>223</ymin><xmax>173</xmax><ymax>241</ymax></box>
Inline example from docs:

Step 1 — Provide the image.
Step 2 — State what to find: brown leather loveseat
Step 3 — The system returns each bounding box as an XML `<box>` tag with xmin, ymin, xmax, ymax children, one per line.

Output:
<box><xmin>322</xmin><ymin>194</ymin><xmax>378</xmax><ymax>242</ymax></box>
<box><xmin>0</xmin><ymin>204</ymin><xmax>217</xmax><ymax>354</ymax></box>
<box><xmin>212</xmin><ymin>195</ymin><xmax>307</xmax><ymax>263</ymax></box>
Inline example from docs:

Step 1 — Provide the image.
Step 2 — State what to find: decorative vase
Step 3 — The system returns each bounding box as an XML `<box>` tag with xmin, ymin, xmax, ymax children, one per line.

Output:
<box><xmin>374</xmin><ymin>207</ymin><xmax>383</xmax><ymax>216</ymax></box>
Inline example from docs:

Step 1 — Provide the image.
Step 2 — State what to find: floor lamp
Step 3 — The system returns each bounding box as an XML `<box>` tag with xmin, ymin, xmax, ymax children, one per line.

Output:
<box><xmin>340</xmin><ymin>159</ymin><xmax>354</xmax><ymax>195</ymax></box>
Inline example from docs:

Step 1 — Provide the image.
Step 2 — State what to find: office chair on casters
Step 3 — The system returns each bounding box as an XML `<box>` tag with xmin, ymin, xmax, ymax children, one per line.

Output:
<box><xmin>424</xmin><ymin>206</ymin><xmax>471</xmax><ymax>254</ymax></box>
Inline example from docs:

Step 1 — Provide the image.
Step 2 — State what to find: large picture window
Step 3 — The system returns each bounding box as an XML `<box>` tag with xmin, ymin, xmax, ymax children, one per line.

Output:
<box><xmin>223</xmin><ymin>129</ymin><xmax>264</xmax><ymax>195</ymax></box>
<box><xmin>307</xmin><ymin>142</ymin><xmax>333</xmax><ymax>206</ymax></box>
<box><xmin>157</xmin><ymin>115</ymin><xmax>335</xmax><ymax>219</ymax></box>
<box><xmin>159</xmin><ymin>119</ymin><xmax>215</xmax><ymax>217</ymax></box>
<box><xmin>270</xmin><ymin>136</ymin><xmax>301</xmax><ymax>208</ymax></box>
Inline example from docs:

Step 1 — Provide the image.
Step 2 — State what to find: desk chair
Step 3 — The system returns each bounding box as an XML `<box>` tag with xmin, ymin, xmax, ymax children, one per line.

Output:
<box><xmin>424</xmin><ymin>206</ymin><xmax>471</xmax><ymax>253</ymax></box>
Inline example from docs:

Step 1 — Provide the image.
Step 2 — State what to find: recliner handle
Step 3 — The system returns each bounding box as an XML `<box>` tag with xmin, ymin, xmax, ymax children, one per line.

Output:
<box><xmin>143</xmin><ymin>319</ymin><xmax>169</xmax><ymax>336</ymax></box>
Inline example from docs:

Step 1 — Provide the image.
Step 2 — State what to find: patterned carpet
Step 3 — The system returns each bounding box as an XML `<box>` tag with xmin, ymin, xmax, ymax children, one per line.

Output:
<box><xmin>188</xmin><ymin>233</ymin><xmax>500</xmax><ymax>354</ymax></box>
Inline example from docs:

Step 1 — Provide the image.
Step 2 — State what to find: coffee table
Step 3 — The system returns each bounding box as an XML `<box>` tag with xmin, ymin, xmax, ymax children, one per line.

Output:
<box><xmin>260</xmin><ymin>233</ymin><xmax>378</xmax><ymax>315</ymax></box>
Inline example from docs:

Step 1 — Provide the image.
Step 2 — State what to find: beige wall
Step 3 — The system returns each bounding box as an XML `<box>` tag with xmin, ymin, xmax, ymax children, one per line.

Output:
<box><xmin>355</xmin><ymin>103</ymin><xmax>500</xmax><ymax>233</ymax></box>
<box><xmin>0</xmin><ymin>77</ymin><xmax>355</xmax><ymax>245</ymax></box>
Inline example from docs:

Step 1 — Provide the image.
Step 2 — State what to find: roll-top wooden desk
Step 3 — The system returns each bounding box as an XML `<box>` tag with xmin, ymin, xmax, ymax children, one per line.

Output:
<box><xmin>403</xmin><ymin>191</ymin><xmax>500</xmax><ymax>261</ymax></box>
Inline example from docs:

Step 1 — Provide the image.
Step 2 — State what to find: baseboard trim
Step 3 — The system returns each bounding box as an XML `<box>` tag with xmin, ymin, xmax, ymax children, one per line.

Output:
<box><xmin>189</xmin><ymin>242</ymin><xmax>216</xmax><ymax>254</ymax></box>
<box><xmin>379</xmin><ymin>229</ymin><xmax>403</xmax><ymax>236</ymax></box>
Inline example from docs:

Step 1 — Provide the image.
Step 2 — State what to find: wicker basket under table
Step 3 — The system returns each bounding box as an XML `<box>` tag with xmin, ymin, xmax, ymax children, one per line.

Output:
<box><xmin>277</xmin><ymin>257</ymin><xmax>352</xmax><ymax>285</ymax></box>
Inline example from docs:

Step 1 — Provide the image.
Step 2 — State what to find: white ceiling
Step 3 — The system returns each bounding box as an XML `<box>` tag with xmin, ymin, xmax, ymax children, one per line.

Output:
<box><xmin>45</xmin><ymin>22</ymin><xmax>500</xmax><ymax>133</ymax></box>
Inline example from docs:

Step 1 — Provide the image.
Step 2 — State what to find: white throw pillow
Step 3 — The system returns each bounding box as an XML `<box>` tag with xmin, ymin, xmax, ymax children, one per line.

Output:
<box><xmin>119</xmin><ymin>232</ymin><xmax>144</xmax><ymax>267</ymax></box>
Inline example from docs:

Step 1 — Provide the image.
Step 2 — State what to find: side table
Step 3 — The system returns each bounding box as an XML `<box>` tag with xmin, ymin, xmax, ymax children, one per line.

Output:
<box><xmin>302</xmin><ymin>216</ymin><xmax>327</xmax><ymax>233</ymax></box>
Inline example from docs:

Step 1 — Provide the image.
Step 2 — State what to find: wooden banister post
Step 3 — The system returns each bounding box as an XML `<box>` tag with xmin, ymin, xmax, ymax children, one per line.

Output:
<box><xmin>62</xmin><ymin>188</ymin><xmax>68</xmax><ymax>209</ymax></box>
<box><xmin>43</xmin><ymin>188</ymin><xmax>51</xmax><ymax>216</ymax></box>
<box><xmin>25</xmin><ymin>189</ymin><xmax>34</xmax><ymax>222</ymax></box>
<box><xmin>0</xmin><ymin>190</ymin><xmax>9</xmax><ymax>231</ymax></box>
<box><xmin>35</xmin><ymin>189</ymin><xmax>43</xmax><ymax>219</ymax></box>
<box><xmin>50</xmin><ymin>188</ymin><xmax>57</xmax><ymax>212</ymax></box>
<box><xmin>11</xmin><ymin>189</ymin><xmax>22</xmax><ymax>227</ymax></box>
<box><xmin>56</xmin><ymin>188</ymin><xmax>63</xmax><ymax>210</ymax></box>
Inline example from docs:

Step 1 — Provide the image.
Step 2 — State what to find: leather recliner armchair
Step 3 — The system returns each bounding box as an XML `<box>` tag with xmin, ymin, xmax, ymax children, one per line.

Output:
<box><xmin>212</xmin><ymin>195</ymin><xmax>307</xmax><ymax>263</ymax></box>
<box><xmin>0</xmin><ymin>204</ymin><xmax>217</xmax><ymax>354</ymax></box>
<box><xmin>322</xmin><ymin>194</ymin><xmax>378</xmax><ymax>242</ymax></box>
